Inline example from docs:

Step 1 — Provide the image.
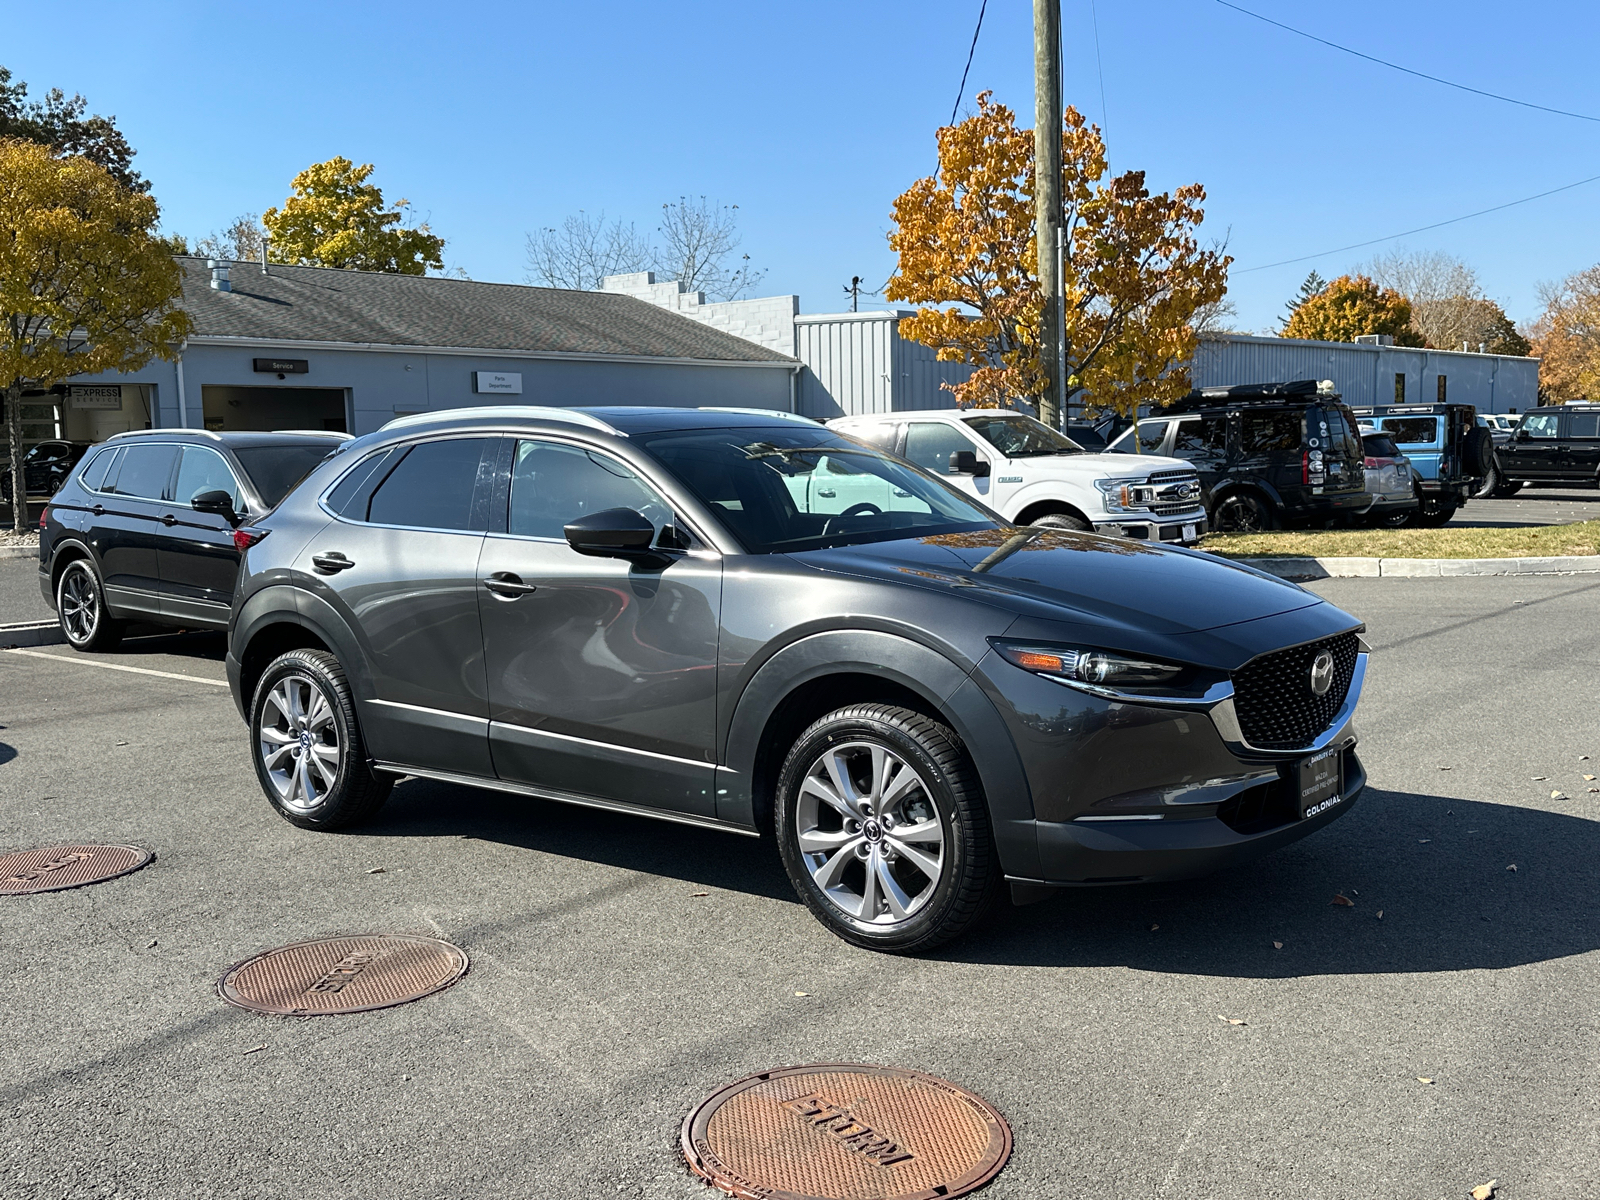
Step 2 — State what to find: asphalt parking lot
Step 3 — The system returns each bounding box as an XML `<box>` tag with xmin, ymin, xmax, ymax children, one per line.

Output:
<box><xmin>1452</xmin><ymin>484</ymin><xmax>1600</xmax><ymax>528</ymax></box>
<box><xmin>1</xmin><ymin>574</ymin><xmax>1597</xmax><ymax>1200</ymax></box>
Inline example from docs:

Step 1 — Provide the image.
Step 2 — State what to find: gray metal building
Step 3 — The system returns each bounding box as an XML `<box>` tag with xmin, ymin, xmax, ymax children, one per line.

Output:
<box><xmin>1192</xmin><ymin>333</ymin><xmax>1539</xmax><ymax>414</ymax></box>
<box><xmin>793</xmin><ymin>311</ymin><xmax>975</xmax><ymax>419</ymax></box>
<box><xmin>46</xmin><ymin>257</ymin><xmax>798</xmax><ymax>446</ymax></box>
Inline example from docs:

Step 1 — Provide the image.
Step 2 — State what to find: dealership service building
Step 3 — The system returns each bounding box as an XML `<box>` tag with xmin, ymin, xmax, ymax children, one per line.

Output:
<box><xmin>47</xmin><ymin>257</ymin><xmax>799</xmax><ymax>444</ymax></box>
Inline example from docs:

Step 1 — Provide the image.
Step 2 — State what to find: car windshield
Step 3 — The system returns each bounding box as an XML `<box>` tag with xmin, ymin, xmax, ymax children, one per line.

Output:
<box><xmin>232</xmin><ymin>444</ymin><xmax>335</xmax><ymax>508</ymax></box>
<box><xmin>962</xmin><ymin>413</ymin><xmax>1084</xmax><ymax>456</ymax></box>
<box><xmin>639</xmin><ymin>426</ymin><xmax>997</xmax><ymax>553</ymax></box>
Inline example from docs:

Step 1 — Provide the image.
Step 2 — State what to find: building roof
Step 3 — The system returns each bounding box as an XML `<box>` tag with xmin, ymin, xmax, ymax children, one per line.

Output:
<box><xmin>177</xmin><ymin>257</ymin><xmax>796</xmax><ymax>365</ymax></box>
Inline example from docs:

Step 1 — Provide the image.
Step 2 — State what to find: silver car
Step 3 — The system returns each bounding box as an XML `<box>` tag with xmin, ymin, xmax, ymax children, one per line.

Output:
<box><xmin>1357</xmin><ymin>427</ymin><xmax>1419</xmax><ymax>528</ymax></box>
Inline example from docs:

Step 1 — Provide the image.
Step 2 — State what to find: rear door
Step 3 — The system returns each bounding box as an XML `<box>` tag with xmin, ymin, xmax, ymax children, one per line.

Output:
<box><xmin>157</xmin><ymin>445</ymin><xmax>244</xmax><ymax>623</ymax></box>
<box><xmin>92</xmin><ymin>441</ymin><xmax>178</xmax><ymax>615</ymax></box>
<box><xmin>1564</xmin><ymin>410</ymin><xmax>1600</xmax><ymax>481</ymax></box>
<box><xmin>1378</xmin><ymin>414</ymin><xmax>1442</xmax><ymax>480</ymax></box>
<box><xmin>1502</xmin><ymin>411</ymin><xmax>1563</xmax><ymax>479</ymax></box>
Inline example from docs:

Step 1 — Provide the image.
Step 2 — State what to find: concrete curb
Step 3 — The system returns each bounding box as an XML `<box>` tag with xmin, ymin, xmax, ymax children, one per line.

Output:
<box><xmin>0</xmin><ymin>620</ymin><xmax>64</xmax><ymax>648</ymax></box>
<box><xmin>0</xmin><ymin>544</ymin><xmax>39</xmax><ymax>561</ymax></box>
<box><xmin>1238</xmin><ymin>554</ymin><xmax>1600</xmax><ymax>580</ymax></box>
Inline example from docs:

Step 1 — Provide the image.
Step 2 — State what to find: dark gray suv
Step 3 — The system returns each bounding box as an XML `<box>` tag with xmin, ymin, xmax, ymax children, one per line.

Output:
<box><xmin>226</xmin><ymin>406</ymin><xmax>1369</xmax><ymax>952</ymax></box>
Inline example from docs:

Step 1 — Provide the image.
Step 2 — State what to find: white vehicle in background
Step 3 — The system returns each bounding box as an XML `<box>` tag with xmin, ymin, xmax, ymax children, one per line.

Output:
<box><xmin>825</xmin><ymin>409</ymin><xmax>1208</xmax><ymax>545</ymax></box>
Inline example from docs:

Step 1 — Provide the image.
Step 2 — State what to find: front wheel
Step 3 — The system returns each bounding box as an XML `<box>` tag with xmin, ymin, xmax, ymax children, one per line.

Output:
<box><xmin>775</xmin><ymin>704</ymin><xmax>998</xmax><ymax>953</ymax></box>
<box><xmin>1029</xmin><ymin>512</ymin><xmax>1091</xmax><ymax>532</ymax></box>
<box><xmin>250</xmin><ymin>649</ymin><xmax>391</xmax><ymax>830</ymax></box>
<box><xmin>56</xmin><ymin>559</ymin><xmax>124</xmax><ymax>652</ymax></box>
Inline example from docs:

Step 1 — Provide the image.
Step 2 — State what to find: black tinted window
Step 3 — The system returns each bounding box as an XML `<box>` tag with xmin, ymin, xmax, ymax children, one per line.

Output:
<box><xmin>1361</xmin><ymin>434</ymin><xmax>1400</xmax><ymax>458</ymax></box>
<box><xmin>1238</xmin><ymin>411</ymin><xmax>1301</xmax><ymax>455</ymax></box>
<box><xmin>326</xmin><ymin>448</ymin><xmax>399</xmax><ymax>517</ymax></box>
<box><xmin>1569</xmin><ymin>413</ymin><xmax>1600</xmax><ymax>438</ymax></box>
<box><xmin>79</xmin><ymin>447</ymin><xmax>119</xmax><ymax>492</ymax></box>
<box><xmin>232</xmin><ymin>445</ymin><xmax>336</xmax><ymax>508</ymax></box>
<box><xmin>366</xmin><ymin>438</ymin><xmax>492</xmax><ymax>530</ymax></box>
<box><xmin>109</xmin><ymin>444</ymin><xmax>177</xmax><ymax>499</ymax></box>
<box><xmin>1174</xmin><ymin>415</ymin><xmax>1228</xmax><ymax>454</ymax></box>
<box><xmin>509</xmin><ymin>440</ymin><xmax>675</xmax><ymax>541</ymax></box>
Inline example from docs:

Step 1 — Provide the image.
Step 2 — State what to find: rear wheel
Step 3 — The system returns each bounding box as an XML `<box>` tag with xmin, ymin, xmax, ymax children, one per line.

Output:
<box><xmin>1212</xmin><ymin>491</ymin><xmax>1278</xmax><ymax>534</ymax></box>
<box><xmin>55</xmin><ymin>559</ymin><xmax>124</xmax><ymax>652</ymax></box>
<box><xmin>250</xmin><ymin>649</ymin><xmax>391</xmax><ymax>830</ymax></box>
<box><xmin>775</xmin><ymin>703</ymin><xmax>998</xmax><ymax>953</ymax></box>
<box><xmin>1412</xmin><ymin>496</ymin><xmax>1459</xmax><ymax>527</ymax></box>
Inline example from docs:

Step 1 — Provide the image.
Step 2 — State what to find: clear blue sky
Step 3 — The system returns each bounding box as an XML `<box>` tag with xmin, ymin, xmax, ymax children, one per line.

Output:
<box><xmin>5</xmin><ymin>0</ymin><xmax>1597</xmax><ymax>333</ymax></box>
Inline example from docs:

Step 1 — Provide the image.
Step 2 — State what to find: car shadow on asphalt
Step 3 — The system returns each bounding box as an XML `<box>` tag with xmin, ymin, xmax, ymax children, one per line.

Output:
<box><xmin>114</xmin><ymin>628</ymin><xmax>228</xmax><ymax>660</ymax></box>
<box><xmin>946</xmin><ymin>788</ymin><xmax>1600</xmax><ymax>977</ymax></box>
<box><xmin>368</xmin><ymin>775</ymin><xmax>798</xmax><ymax>904</ymax></box>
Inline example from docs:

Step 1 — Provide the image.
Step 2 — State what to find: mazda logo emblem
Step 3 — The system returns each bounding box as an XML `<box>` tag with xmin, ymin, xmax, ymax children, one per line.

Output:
<box><xmin>1309</xmin><ymin>651</ymin><xmax>1335</xmax><ymax>697</ymax></box>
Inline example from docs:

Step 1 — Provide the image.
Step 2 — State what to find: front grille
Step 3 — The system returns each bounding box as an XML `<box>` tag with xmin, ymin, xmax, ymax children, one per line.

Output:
<box><xmin>1145</xmin><ymin>470</ymin><xmax>1196</xmax><ymax>485</ymax></box>
<box><xmin>1149</xmin><ymin>500</ymin><xmax>1204</xmax><ymax>517</ymax></box>
<box><xmin>1231</xmin><ymin>632</ymin><xmax>1360</xmax><ymax>749</ymax></box>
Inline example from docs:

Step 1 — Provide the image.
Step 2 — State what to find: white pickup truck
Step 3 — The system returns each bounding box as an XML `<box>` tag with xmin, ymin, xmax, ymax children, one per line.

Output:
<box><xmin>825</xmin><ymin>409</ymin><xmax>1208</xmax><ymax>545</ymax></box>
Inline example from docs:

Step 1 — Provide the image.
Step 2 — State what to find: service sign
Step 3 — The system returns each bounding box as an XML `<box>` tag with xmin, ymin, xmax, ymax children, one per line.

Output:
<box><xmin>68</xmin><ymin>386</ymin><xmax>122</xmax><ymax>410</ymax></box>
<box><xmin>253</xmin><ymin>358</ymin><xmax>309</xmax><ymax>374</ymax></box>
<box><xmin>473</xmin><ymin>371</ymin><xmax>523</xmax><ymax>395</ymax></box>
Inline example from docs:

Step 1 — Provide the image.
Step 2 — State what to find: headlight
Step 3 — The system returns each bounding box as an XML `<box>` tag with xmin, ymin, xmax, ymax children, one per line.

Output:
<box><xmin>994</xmin><ymin>642</ymin><xmax>1181</xmax><ymax>687</ymax></box>
<box><xmin>1094</xmin><ymin>477</ymin><xmax>1158</xmax><ymax>513</ymax></box>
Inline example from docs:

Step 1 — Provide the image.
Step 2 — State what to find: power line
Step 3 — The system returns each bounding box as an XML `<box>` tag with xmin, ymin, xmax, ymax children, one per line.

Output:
<box><xmin>1089</xmin><ymin>0</ymin><xmax>1108</xmax><ymax>133</ymax></box>
<box><xmin>1237</xmin><ymin>170</ymin><xmax>1600</xmax><ymax>273</ymax></box>
<box><xmin>950</xmin><ymin>0</ymin><xmax>989</xmax><ymax>126</ymax></box>
<box><xmin>1215</xmin><ymin>0</ymin><xmax>1600</xmax><ymax>125</ymax></box>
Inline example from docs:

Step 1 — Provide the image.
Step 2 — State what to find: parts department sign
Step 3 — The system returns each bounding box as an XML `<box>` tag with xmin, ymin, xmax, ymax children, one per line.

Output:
<box><xmin>68</xmin><ymin>386</ymin><xmax>122</xmax><ymax>410</ymax></box>
<box><xmin>473</xmin><ymin>371</ymin><xmax>522</xmax><ymax>394</ymax></box>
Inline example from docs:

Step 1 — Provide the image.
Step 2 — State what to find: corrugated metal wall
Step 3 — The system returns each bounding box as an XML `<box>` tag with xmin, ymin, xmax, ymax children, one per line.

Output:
<box><xmin>795</xmin><ymin>312</ymin><xmax>974</xmax><ymax>418</ymax></box>
<box><xmin>1192</xmin><ymin>334</ymin><xmax>1540</xmax><ymax>413</ymax></box>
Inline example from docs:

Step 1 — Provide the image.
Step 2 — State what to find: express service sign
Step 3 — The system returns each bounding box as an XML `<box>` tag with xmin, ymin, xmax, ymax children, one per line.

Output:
<box><xmin>68</xmin><ymin>386</ymin><xmax>123</xmax><ymax>410</ymax></box>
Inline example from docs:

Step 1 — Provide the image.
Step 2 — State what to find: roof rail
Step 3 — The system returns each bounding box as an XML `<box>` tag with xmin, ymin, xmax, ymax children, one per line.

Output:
<box><xmin>107</xmin><ymin>427</ymin><xmax>224</xmax><ymax>441</ymax></box>
<box><xmin>697</xmin><ymin>406</ymin><xmax>821</xmax><ymax>424</ymax></box>
<box><xmin>271</xmin><ymin>429</ymin><xmax>355</xmax><ymax>440</ymax></box>
<box><xmin>380</xmin><ymin>406</ymin><xmax>624</xmax><ymax>436</ymax></box>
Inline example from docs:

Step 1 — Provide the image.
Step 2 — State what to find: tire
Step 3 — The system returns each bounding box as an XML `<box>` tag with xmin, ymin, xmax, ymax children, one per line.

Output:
<box><xmin>775</xmin><ymin>703</ymin><xmax>998</xmax><ymax>954</ymax></box>
<box><xmin>249</xmin><ymin>649</ymin><xmax>392</xmax><ymax>830</ymax></box>
<box><xmin>1029</xmin><ymin>512</ymin><xmax>1091</xmax><ymax>532</ymax></box>
<box><xmin>1412</xmin><ymin>496</ymin><xmax>1458</xmax><ymax>527</ymax></box>
<box><xmin>55</xmin><ymin>558</ymin><xmax>124</xmax><ymax>652</ymax></box>
<box><xmin>1370</xmin><ymin>507</ymin><xmax>1414</xmax><ymax>529</ymax></box>
<box><xmin>1473</xmin><ymin>463</ymin><xmax>1503</xmax><ymax>500</ymax></box>
<box><xmin>1211</xmin><ymin>491</ymin><xmax>1278</xmax><ymax>534</ymax></box>
<box><xmin>1463</xmin><ymin>427</ymin><xmax>1495</xmax><ymax>477</ymax></box>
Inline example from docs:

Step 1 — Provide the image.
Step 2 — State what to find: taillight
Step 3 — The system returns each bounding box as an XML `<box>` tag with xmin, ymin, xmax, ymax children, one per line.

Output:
<box><xmin>1302</xmin><ymin>452</ymin><xmax>1310</xmax><ymax>484</ymax></box>
<box><xmin>39</xmin><ymin>507</ymin><xmax>48</xmax><ymax>530</ymax></box>
<box><xmin>232</xmin><ymin>527</ymin><xmax>269</xmax><ymax>552</ymax></box>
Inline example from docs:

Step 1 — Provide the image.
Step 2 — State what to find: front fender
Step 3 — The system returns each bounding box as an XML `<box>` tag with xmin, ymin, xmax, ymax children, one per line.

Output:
<box><xmin>718</xmin><ymin>628</ymin><xmax>1040</xmax><ymax>879</ymax></box>
<box><xmin>1002</xmin><ymin>480</ymin><xmax>1102</xmax><ymax>524</ymax></box>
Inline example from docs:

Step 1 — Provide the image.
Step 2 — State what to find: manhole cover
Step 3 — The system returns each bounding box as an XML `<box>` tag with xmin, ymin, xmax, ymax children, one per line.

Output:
<box><xmin>218</xmin><ymin>934</ymin><xmax>469</xmax><ymax>1016</ymax></box>
<box><xmin>682</xmin><ymin>1063</ymin><xmax>1011</xmax><ymax>1200</ymax></box>
<box><xmin>0</xmin><ymin>844</ymin><xmax>153</xmax><ymax>895</ymax></box>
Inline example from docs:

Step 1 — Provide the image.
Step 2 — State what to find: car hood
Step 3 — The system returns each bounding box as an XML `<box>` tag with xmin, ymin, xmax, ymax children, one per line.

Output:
<box><xmin>790</xmin><ymin>527</ymin><xmax>1320</xmax><ymax>638</ymax></box>
<box><xmin>1005</xmin><ymin>451</ymin><xmax>1193</xmax><ymax>478</ymax></box>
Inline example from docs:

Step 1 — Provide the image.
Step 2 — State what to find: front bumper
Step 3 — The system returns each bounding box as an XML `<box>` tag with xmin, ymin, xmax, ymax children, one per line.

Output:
<box><xmin>1093</xmin><ymin>513</ymin><xmax>1207</xmax><ymax>545</ymax></box>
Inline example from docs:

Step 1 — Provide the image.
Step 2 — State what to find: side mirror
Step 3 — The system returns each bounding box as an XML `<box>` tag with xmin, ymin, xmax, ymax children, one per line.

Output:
<box><xmin>564</xmin><ymin>507</ymin><xmax>659</xmax><ymax>558</ymax></box>
<box><xmin>1512</xmin><ymin>428</ymin><xmax>1530</xmax><ymax>441</ymax></box>
<box><xmin>191</xmin><ymin>489</ymin><xmax>240</xmax><ymax>525</ymax></box>
<box><xmin>950</xmin><ymin>450</ymin><xmax>991</xmax><ymax>477</ymax></box>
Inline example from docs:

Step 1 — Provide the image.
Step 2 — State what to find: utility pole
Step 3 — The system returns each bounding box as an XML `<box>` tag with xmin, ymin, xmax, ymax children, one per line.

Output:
<box><xmin>1033</xmin><ymin>0</ymin><xmax>1064</xmax><ymax>428</ymax></box>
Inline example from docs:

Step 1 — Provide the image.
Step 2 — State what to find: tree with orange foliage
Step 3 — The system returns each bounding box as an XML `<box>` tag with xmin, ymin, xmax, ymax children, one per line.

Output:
<box><xmin>1281</xmin><ymin>274</ymin><xmax>1423</xmax><ymax>346</ymax></box>
<box><xmin>886</xmin><ymin>93</ymin><xmax>1229</xmax><ymax>420</ymax></box>
<box><xmin>1528</xmin><ymin>265</ymin><xmax>1600</xmax><ymax>403</ymax></box>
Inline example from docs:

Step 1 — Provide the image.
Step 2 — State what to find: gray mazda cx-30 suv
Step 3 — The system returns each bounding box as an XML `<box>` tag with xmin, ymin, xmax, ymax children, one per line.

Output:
<box><xmin>226</xmin><ymin>406</ymin><xmax>1369</xmax><ymax>952</ymax></box>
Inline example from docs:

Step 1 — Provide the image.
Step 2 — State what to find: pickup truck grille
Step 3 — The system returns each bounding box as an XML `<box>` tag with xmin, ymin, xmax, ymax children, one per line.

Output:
<box><xmin>1148</xmin><ymin>500</ymin><xmax>1205</xmax><ymax>517</ymax></box>
<box><xmin>1231</xmin><ymin>632</ymin><xmax>1360</xmax><ymax>749</ymax></box>
<box><xmin>1141</xmin><ymin>470</ymin><xmax>1204</xmax><ymax>516</ymax></box>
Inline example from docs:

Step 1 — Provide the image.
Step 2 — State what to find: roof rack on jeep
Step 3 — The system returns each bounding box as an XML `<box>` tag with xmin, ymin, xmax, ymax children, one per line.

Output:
<box><xmin>380</xmin><ymin>406</ymin><xmax>624</xmax><ymax>436</ymax></box>
<box><xmin>697</xmin><ymin>407</ymin><xmax>821</xmax><ymax>424</ymax></box>
<box><xmin>1167</xmin><ymin>378</ymin><xmax>1338</xmax><ymax>412</ymax></box>
<box><xmin>106</xmin><ymin>427</ymin><xmax>225</xmax><ymax>441</ymax></box>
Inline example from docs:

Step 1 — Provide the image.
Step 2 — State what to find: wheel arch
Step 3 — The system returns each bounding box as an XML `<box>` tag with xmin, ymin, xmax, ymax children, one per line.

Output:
<box><xmin>719</xmin><ymin>629</ymin><xmax>1038</xmax><ymax>878</ymax></box>
<box><xmin>46</xmin><ymin>538</ymin><xmax>94</xmax><ymax>594</ymax></box>
<box><xmin>1013</xmin><ymin>497</ymin><xmax>1095</xmax><ymax>528</ymax></box>
<box><xmin>232</xmin><ymin>587</ymin><xmax>369</xmax><ymax>720</ymax></box>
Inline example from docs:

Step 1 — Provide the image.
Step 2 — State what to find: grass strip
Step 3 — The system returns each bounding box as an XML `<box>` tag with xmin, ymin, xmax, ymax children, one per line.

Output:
<box><xmin>1201</xmin><ymin>520</ymin><xmax>1600</xmax><ymax>560</ymax></box>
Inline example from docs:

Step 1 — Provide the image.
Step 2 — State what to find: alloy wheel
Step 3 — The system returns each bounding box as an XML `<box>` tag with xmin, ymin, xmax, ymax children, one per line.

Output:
<box><xmin>1214</xmin><ymin>494</ymin><xmax>1266</xmax><ymax>534</ymax></box>
<box><xmin>257</xmin><ymin>675</ymin><xmax>341</xmax><ymax>814</ymax></box>
<box><xmin>58</xmin><ymin>566</ymin><xmax>99</xmax><ymax>644</ymax></box>
<box><xmin>795</xmin><ymin>740</ymin><xmax>946</xmax><ymax>926</ymax></box>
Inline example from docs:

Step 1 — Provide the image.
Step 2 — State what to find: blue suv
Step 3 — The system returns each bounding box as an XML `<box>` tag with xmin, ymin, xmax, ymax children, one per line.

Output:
<box><xmin>1346</xmin><ymin>403</ymin><xmax>1493</xmax><ymax>526</ymax></box>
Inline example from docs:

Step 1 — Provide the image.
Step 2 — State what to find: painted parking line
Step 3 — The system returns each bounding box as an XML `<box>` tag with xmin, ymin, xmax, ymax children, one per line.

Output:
<box><xmin>0</xmin><ymin>647</ymin><xmax>229</xmax><ymax>687</ymax></box>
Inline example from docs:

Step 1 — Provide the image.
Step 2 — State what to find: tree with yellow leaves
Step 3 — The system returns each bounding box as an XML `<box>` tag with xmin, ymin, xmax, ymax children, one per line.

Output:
<box><xmin>0</xmin><ymin>138</ymin><xmax>190</xmax><ymax>532</ymax></box>
<box><xmin>263</xmin><ymin>158</ymin><xmax>445</xmax><ymax>275</ymax></box>
<box><xmin>1528</xmin><ymin>265</ymin><xmax>1600</xmax><ymax>403</ymax></box>
<box><xmin>886</xmin><ymin>93</ymin><xmax>1229</xmax><ymax>420</ymax></box>
<box><xmin>1281</xmin><ymin>274</ymin><xmax>1423</xmax><ymax>345</ymax></box>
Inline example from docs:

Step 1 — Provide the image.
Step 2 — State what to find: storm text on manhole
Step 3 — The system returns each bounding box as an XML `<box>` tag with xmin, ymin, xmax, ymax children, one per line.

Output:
<box><xmin>681</xmin><ymin>1063</ymin><xmax>1012</xmax><ymax>1200</ymax></box>
<box><xmin>0</xmin><ymin>844</ymin><xmax>153</xmax><ymax>895</ymax></box>
<box><xmin>218</xmin><ymin>935</ymin><xmax>468</xmax><ymax>1016</ymax></box>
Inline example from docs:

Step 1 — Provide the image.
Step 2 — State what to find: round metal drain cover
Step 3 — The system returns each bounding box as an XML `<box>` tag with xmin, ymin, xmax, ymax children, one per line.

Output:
<box><xmin>682</xmin><ymin>1063</ymin><xmax>1011</xmax><ymax>1200</ymax></box>
<box><xmin>218</xmin><ymin>934</ymin><xmax>468</xmax><ymax>1016</ymax></box>
<box><xmin>0</xmin><ymin>844</ymin><xmax>152</xmax><ymax>895</ymax></box>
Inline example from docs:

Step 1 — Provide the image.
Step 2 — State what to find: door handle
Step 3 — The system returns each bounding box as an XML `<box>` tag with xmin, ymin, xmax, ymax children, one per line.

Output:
<box><xmin>311</xmin><ymin>552</ymin><xmax>355</xmax><ymax>574</ymax></box>
<box><xmin>482</xmin><ymin>572</ymin><xmax>537</xmax><ymax>598</ymax></box>
<box><xmin>161</xmin><ymin>513</ymin><xmax>178</xmax><ymax>525</ymax></box>
<box><xmin>92</xmin><ymin>504</ymin><xmax>104</xmax><ymax>516</ymax></box>
<box><xmin>816</xmin><ymin>488</ymin><xmax>837</xmax><ymax>498</ymax></box>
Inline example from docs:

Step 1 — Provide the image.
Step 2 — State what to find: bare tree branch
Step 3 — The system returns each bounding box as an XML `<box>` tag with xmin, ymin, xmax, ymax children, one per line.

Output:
<box><xmin>524</xmin><ymin>211</ymin><xmax>653</xmax><ymax>291</ymax></box>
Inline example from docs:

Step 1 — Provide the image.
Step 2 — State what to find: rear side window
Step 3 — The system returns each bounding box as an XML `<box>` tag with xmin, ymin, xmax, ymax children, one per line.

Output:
<box><xmin>108</xmin><ymin>444</ymin><xmax>177</xmax><ymax>499</ymax></box>
<box><xmin>325</xmin><ymin>448</ymin><xmax>400</xmax><ymax>517</ymax></box>
<box><xmin>79</xmin><ymin>447</ymin><xmax>120</xmax><ymax>492</ymax></box>
<box><xmin>365</xmin><ymin>437</ymin><xmax>494</xmax><ymax>531</ymax></box>
<box><xmin>1383</xmin><ymin>417</ymin><xmax>1439</xmax><ymax>445</ymax></box>
<box><xmin>1569</xmin><ymin>413</ymin><xmax>1600</xmax><ymax>438</ymax></box>
<box><xmin>1238</xmin><ymin>411</ymin><xmax>1301</xmax><ymax>455</ymax></box>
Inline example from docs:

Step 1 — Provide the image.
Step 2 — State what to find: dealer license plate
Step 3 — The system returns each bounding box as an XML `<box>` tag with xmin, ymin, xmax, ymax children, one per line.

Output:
<box><xmin>1182</xmin><ymin>523</ymin><xmax>1197</xmax><ymax>541</ymax></box>
<box><xmin>1297</xmin><ymin>748</ymin><xmax>1344</xmax><ymax>819</ymax></box>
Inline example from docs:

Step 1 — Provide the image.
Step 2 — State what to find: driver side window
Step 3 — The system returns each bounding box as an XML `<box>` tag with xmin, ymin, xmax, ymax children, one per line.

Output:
<box><xmin>509</xmin><ymin>439</ymin><xmax>680</xmax><ymax>545</ymax></box>
<box><xmin>903</xmin><ymin>423</ymin><xmax>975</xmax><ymax>475</ymax></box>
